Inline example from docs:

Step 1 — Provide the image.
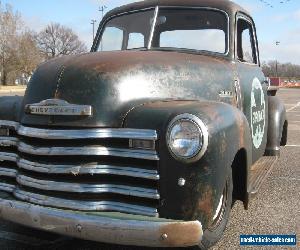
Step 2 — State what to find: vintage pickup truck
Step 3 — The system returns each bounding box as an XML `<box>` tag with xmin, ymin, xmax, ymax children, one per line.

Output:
<box><xmin>0</xmin><ymin>0</ymin><xmax>287</xmax><ymax>249</ymax></box>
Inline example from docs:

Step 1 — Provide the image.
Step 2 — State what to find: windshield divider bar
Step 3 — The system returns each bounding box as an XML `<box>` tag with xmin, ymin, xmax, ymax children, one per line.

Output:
<box><xmin>148</xmin><ymin>6</ymin><xmax>159</xmax><ymax>50</ymax></box>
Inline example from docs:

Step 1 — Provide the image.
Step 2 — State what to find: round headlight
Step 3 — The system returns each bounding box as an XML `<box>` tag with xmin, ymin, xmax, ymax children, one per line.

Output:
<box><xmin>166</xmin><ymin>114</ymin><xmax>208</xmax><ymax>162</ymax></box>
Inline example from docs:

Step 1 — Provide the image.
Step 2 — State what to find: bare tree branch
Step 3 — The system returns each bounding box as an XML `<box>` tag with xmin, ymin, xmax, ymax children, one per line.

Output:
<box><xmin>262</xmin><ymin>61</ymin><xmax>300</xmax><ymax>78</ymax></box>
<box><xmin>35</xmin><ymin>23</ymin><xmax>87</xmax><ymax>59</ymax></box>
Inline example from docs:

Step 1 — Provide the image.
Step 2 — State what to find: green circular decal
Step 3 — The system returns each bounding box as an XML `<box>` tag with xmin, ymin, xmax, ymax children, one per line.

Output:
<box><xmin>251</xmin><ymin>78</ymin><xmax>266</xmax><ymax>149</ymax></box>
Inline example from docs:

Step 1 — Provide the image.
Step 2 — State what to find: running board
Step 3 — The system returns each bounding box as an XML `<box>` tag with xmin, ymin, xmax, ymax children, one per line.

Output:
<box><xmin>248</xmin><ymin>156</ymin><xmax>278</xmax><ymax>196</ymax></box>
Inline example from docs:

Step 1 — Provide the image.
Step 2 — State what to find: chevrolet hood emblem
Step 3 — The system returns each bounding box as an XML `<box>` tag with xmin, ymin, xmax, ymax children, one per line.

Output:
<box><xmin>25</xmin><ymin>99</ymin><xmax>93</xmax><ymax>116</ymax></box>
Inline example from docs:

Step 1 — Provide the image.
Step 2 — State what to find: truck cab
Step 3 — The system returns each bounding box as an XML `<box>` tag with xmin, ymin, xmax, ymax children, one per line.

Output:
<box><xmin>0</xmin><ymin>0</ymin><xmax>287</xmax><ymax>249</ymax></box>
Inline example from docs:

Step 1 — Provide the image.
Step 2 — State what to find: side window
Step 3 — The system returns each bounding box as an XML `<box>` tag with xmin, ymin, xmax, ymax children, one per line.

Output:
<box><xmin>99</xmin><ymin>27</ymin><xmax>123</xmax><ymax>51</ymax></box>
<box><xmin>128</xmin><ymin>33</ymin><xmax>145</xmax><ymax>49</ymax></box>
<box><xmin>160</xmin><ymin>29</ymin><xmax>226</xmax><ymax>53</ymax></box>
<box><xmin>237</xmin><ymin>17</ymin><xmax>257</xmax><ymax>64</ymax></box>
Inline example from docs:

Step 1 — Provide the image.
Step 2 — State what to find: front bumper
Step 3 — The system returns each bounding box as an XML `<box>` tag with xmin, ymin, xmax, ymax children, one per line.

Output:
<box><xmin>0</xmin><ymin>197</ymin><xmax>203</xmax><ymax>247</ymax></box>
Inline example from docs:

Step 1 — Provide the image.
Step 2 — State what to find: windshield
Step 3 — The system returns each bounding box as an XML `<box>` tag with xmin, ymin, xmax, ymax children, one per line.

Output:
<box><xmin>97</xmin><ymin>8</ymin><xmax>228</xmax><ymax>54</ymax></box>
<box><xmin>98</xmin><ymin>9</ymin><xmax>155</xmax><ymax>51</ymax></box>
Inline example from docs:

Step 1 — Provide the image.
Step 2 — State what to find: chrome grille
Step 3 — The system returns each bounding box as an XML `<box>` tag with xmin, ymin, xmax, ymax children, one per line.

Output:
<box><xmin>0</xmin><ymin>120</ymin><xmax>160</xmax><ymax>217</ymax></box>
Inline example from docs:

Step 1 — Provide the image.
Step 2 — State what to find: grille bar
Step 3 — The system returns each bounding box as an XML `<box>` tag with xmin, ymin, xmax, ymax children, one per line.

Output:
<box><xmin>18</xmin><ymin>126</ymin><xmax>158</xmax><ymax>140</ymax></box>
<box><xmin>0</xmin><ymin>152</ymin><xmax>18</xmax><ymax>162</ymax></box>
<box><xmin>18</xmin><ymin>142</ymin><xmax>159</xmax><ymax>160</ymax></box>
<box><xmin>14</xmin><ymin>189</ymin><xmax>158</xmax><ymax>217</ymax></box>
<box><xmin>0</xmin><ymin>183</ymin><xmax>15</xmax><ymax>193</ymax></box>
<box><xmin>18</xmin><ymin>158</ymin><xmax>159</xmax><ymax>180</ymax></box>
<box><xmin>17</xmin><ymin>175</ymin><xmax>160</xmax><ymax>199</ymax></box>
<box><xmin>0</xmin><ymin>120</ymin><xmax>158</xmax><ymax>141</ymax></box>
<box><xmin>0</xmin><ymin>154</ymin><xmax>159</xmax><ymax>180</ymax></box>
<box><xmin>0</xmin><ymin>120</ymin><xmax>19</xmax><ymax>130</ymax></box>
<box><xmin>0</xmin><ymin>168</ymin><xmax>17</xmax><ymax>178</ymax></box>
<box><xmin>0</xmin><ymin>137</ymin><xmax>18</xmax><ymax>147</ymax></box>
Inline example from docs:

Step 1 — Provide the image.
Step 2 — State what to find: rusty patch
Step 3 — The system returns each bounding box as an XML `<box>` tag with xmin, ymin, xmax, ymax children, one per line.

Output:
<box><xmin>220</xmin><ymin>131</ymin><xmax>227</xmax><ymax>156</ymax></box>
<box><xmin>181</xmin><ymin>182</ymin><xmax>214</xmax><ymax>230</ymax></box>
<box><xmin>196</xmin><ymin>186</ymin><xmax>214</xmax><ymax>220</ymax></box>
<box><xmin>234</xmin><ymin>112</ymin><xmax>246</xmax><ymax>148</ymax></box>
<box><xmin>159</xmin><ymin>221</ymin><xmax>202</xmax><ymax>247</ymax></box>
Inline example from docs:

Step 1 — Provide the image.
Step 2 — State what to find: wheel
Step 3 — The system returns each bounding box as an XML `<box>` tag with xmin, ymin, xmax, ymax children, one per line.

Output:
<box><xmin>194</xmin><ymin>167</ymin><xmax>233</xmax><ymax>250</ymax></box>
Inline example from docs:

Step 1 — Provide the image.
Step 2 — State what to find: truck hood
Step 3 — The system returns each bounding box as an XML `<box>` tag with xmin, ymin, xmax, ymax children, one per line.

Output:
<box><xmin>21</xmin><ymin>51</ymin><xmax>234</xmax><ymax>127</ymax></box>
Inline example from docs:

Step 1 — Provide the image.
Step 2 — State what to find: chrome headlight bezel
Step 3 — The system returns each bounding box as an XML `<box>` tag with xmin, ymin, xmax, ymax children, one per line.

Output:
<box><xmin>166</xmin><ymin>114</ymin><xmax>209</xmax><ymax>163</ymax></box>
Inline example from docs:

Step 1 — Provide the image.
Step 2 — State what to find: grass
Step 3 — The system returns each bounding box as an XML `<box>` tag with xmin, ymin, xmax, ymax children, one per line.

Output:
<box><xmin>0</xmin><ymin>85</ymin><xmax>27</xmax><ymax>90</ymax></box>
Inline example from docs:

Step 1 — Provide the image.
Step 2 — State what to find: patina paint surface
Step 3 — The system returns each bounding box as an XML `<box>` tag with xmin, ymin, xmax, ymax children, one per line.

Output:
<box><xmin>124</xmin><ymin>101</ymin><xmax>252</xmax><ymax>229</ymax></box>
<box><xmin>21</xmin><ymin>51</ymin><xmax>234</xmax><ymax>127</ymax></box>
<box><xmin>236</xmin><ymin>63</ymin><xmax>267</xmax><ymax>164</ymax></box>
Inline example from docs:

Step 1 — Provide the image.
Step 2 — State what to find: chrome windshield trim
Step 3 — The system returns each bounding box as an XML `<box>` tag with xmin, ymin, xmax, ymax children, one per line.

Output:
<box><xmin>17</xmin><ymin>175</ymin><xmax>160</xmax><ymax>199</ymax></box>
<box><xmin>0</xmin><ymin>167</ymin><xmax>17</xmax><ymax>178</ymax></box>
<box><xmin>18</xmin><ymin>158</ymin><xmax>159</xmax><ymax>180</ymax></box>
<box><xmin>93</xmin><ymin>7</ymin><xmax>156</xmax><ymax>52</ymax></box>
<box><xmin>14</xmin><ymin>189</ymin><xmax>158</xmax><ymax>217</ymax></box>
<box><xmin>94</xmin><ymin>6</ymin><xmax>230</xmax><ymax>57</ymax></box>
<box><xmin>152</xmin><ymin>6</ymin><xmax>230</xmax><ymax>56</ymax></box>
<box><xmin>0</xmin><ymin>137</ymin><xmax>18</xmax><ymax>147</ymax></box>
<box><xmin>18</xmin><ymin>125</ymin><xmax>158</xmax><ymax>140</ymax></box>
<box><xmin>18</xmin><ymin>142</ymin><xmax>159</xmax><ymax>161</ymax></box>
<box><xmin>0</xmin><ymin>183</ymin><xmax>15</xmax><ymax>193</ymax></box>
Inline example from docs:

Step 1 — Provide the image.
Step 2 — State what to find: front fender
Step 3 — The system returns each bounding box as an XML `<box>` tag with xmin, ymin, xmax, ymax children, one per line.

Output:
<box><xmin>124</xmin><ymin>100</ymin><xmax>252</xmax><ymax>230</ymax></box>
<box><xmin>0</xmin><ymin>96</ymin><xmax>23</xmax><ymax>122</ymax></box>
<box><xmin>265</xmin><ymin>96</ymin><xmax>287</xmax><ymax>156</ymax></box>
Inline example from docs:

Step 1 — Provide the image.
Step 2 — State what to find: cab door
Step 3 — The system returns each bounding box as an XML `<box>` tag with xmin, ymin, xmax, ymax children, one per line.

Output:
<box><xmin>235</xmin><ymin>13</ymin><xmax>268</xmax><ymax>164</ymax></box>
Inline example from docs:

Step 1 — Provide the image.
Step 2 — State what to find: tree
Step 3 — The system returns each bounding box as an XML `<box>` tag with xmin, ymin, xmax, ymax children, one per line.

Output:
<box><xmin>0</xmin><ymin>2</ymin><xmax>21</xmax><ymax>85</ymax></box>
<box><xmin>0</xmin><ymin>3</ymin><xmax>42</xmax><ymax>85</ymax></box>
<box><xmin>14</xmin><ymin>31</ymin><xmax>43</xmax><ymax>81</ymax></box>
<box><xmin>262</xmin><ymin>61</ymin><xmax>300</xmax><ymax>78</ymax></box>
<box><xmin>35</xmin><ymin>23</ymin><xmax>87</xmax><ymax>59</ymax></box>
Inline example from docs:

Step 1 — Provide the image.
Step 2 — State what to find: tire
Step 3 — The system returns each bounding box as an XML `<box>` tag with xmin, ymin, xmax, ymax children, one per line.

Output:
<box><xmin>194</xmin><ymin>167</ymin><xmax>233</xmax><ymax>250</ymax></box>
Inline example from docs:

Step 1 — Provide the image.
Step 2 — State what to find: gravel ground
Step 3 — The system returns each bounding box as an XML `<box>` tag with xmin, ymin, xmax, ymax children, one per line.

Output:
<box><xmin>0</xmin><ymin>88</ymin><xmax>299</xmax><ymax>250</ymax></box>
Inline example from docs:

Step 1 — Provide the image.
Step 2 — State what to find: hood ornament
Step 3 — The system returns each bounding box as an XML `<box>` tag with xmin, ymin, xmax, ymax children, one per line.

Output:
<box><xmin>25</xmin><ymin>99</ymin><xmax>93</xmax><ymax>116</ymax></box>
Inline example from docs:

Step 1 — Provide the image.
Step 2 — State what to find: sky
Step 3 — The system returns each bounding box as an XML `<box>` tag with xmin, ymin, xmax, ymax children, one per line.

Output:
<box><xmin>1</xmin><ymin>0</ymin><xmax>300</xmax><ymax>64</ymax></box>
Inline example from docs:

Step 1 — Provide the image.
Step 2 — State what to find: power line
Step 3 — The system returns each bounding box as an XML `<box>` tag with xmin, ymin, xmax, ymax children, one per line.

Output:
<box><xmin>257</xmin><ymin>0</ymin><xmax>292</xmax><ymax>8</ymax></box>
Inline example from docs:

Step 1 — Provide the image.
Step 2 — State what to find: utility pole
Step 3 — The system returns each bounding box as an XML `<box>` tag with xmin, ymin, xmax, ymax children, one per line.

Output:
<box><xmin>275</xmin><ymin>41</ymin><xmax>280</xmax><ymax>77</ymax></box>
<box><xmin>99</xmin><ymin>5</ymin><xmax>107</xmax><ymax>20</ymax></box>
<box><xmin>91</xmin><ymin>19</ymin><xmax>97</xmax><ymax>42</ymax></box>
<box><xmin>99</xmin><ymin>5</ymin><xmax>107</xmax><ymax>51</ymax></box>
